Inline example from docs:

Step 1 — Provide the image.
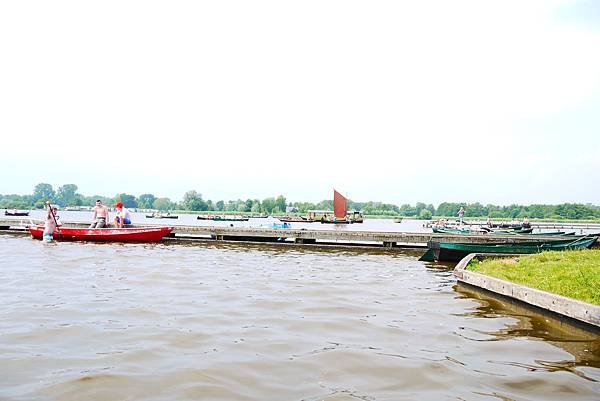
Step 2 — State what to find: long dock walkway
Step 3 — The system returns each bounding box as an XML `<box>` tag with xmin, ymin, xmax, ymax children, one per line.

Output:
<box><xmin>2</xmin><ymin>218</ymin><xmax>595</xmax><ymax>250</ymax></box>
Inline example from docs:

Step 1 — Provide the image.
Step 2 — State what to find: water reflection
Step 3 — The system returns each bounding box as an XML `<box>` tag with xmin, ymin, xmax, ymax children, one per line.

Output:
<box><xmin>455</xmin><ymin>283</ymin><xmax>600</xmax><ymax>379</ymax></box>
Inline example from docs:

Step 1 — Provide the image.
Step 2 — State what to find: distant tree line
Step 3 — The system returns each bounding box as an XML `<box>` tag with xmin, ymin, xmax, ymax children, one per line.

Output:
<box><xmin>1</xmin><ymin>183</ymin><xmax>599</xmax><ymax>220</ymax></box>
<box><xmin>434</xmin><ymin>202</ymin><xmax>600</xmax><ymax>220</ymax></box>
<box><xmin>0</xmin><ymin>183</ymin><xmax>290</xmax><ymax>215</ymax></box>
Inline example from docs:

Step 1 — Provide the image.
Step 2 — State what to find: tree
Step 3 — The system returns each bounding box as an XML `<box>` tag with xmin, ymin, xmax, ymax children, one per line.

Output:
<box><xmin>275</xmin><ymin>195</ymin><xmax>287</xmax><ymax>213</ymax></box>
<box><xmin>528</xmin><ymin>204</ymin><xmax>547</xmax><ymax>219</ymax></box>
<box><xmin>0</xmin><ymin>194</ymin><xmax>31</xmax><ymax>209</ymax></box>
<box><xmin>181</xmin><ymin>190</ymin><xmax>207</xmax><ymax>211</ymax></box>
<box><xmin>467</xmin><ymin>202</ymin><xmax>486</xmax><ymax>217</ymax></box>
<box><xmin>225</xmin><ymin>200</ymin><xmax>241</xmax><ymax>212</ymax></box>
<box><xmin>154</xmin><ymin>197</ymin><xmax>174</xmax><ymax>211</ymax></box>
<box><xmin>215</xmin><ymin>200</ymin><xmax>225</xmax><ymax>211</ymax></box>
<box><xmin>399</xmin><ymin>204</ymin><xmax>416</xmax><ymax>216</ymax></box>
<box><xmin>56</xmin><ymin>184</ymin><xmax>79</xmax><ymax>207</ymax></box>
<box><xmin>294</xmin><ymin>202</ymin><xmax>316</xmax><ymax>213</ymax></box>
<box><xmin>115</xmin><ymin>193</ymin><xmax>138</xmax><ymax>209</ymax></box>
<box><xmin>138</xmin><ymin>194</ymin><xmax>156</xmax><ymax>209</ymax></box>
<box><xmin>261</xmin><ymin>197</ymin><xmax>276</xmax><ymax>214</ymax></box>
<box><xmin>504</xmin><ymin>204</ymin><xmax>521</xmax><ymax>219</ymax></box>
<box><xmin>435</xmin><ymin>202</ymin><xmax>462</xmax><ymax>217</ymax></box>
<box><xmin>32</xmin><ymin>183</ymin><xmax>55</xmax><ymax>204</ymax></box>
<box><xmin>419</xmin><ymin>209</ymin><xmax>432</xmax><ymax>220</ymax></box>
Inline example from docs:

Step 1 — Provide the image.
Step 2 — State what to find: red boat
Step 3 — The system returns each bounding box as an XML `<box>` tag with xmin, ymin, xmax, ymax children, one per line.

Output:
<box><xmin>29</xmin><ymin>226</ymin><xmax>173</xmax><ymax>242</ymax></box>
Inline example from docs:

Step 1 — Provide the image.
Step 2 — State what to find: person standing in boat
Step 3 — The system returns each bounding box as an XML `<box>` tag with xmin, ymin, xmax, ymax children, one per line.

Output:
<box><xmin>522</xmin><ymin>217</ymin><xmax>531</xmax><ymax>229</ymax></box>
<box><xmin>43</xmin><ymin>201</ymin><xmax>60</xmax><ymax>242</ymax></box>
<box><xmin>90</xmin><ymin>199</ymin><xmax>109</xmax><ymax>228</ymax></box>
<box><xmin>457</xmin><ymin>207</ymin><xmax>465</xmax><ymax>224</ymax></box>
<box><xmin>113</xmin><ymin>202</ymin><xmax>132</xmax><ymax>228</ymax></box>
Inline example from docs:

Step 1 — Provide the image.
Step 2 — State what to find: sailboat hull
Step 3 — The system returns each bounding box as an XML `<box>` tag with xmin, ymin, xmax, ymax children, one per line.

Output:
<box><xmin>321</xmin><ymin>220</ymin><xmax>353</xmax><ymax>224</ymax></box>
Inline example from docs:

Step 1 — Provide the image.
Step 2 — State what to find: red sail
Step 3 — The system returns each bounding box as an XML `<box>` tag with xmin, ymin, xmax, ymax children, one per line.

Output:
<box><xmin>333</xmin><ymin>189</ymin><xmax>347</xmax><ymax>219</ymax></box>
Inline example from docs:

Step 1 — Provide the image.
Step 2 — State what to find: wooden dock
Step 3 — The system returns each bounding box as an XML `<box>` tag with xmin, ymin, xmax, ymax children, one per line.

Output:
<box><xmin>2</xmin><ymin>218</ymin><xmax>595</xmax><ymax>250</ymax></box>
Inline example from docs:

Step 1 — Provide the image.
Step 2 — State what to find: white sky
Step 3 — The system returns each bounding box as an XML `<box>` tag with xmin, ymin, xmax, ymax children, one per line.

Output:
<box><xmin>1</xmin><ymin>0</ymin><xmax>599</xmax><ymax>206</ymax></box>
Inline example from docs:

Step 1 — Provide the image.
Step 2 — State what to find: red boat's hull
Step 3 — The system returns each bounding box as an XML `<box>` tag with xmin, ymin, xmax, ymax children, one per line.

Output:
<box><xmin>29</xmin><ymin>226</ymin><xmax>173</xmax><ymax>242</ymax></box>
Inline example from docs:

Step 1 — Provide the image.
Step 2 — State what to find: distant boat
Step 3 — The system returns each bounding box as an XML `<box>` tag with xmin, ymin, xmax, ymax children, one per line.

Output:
<box><xmin>197</xmin><ymin>215</ymin><xmax>249</xmax><ymax>222</ymax></box>
<box><xmin>146</xmin><ymin>212</ymin><xmax>178</xmax><ymax>219</ymax></box>
<box><xmin>319</xmin><ymin>190</ymin><xmax>363</xmax><ymax>224</ymax></box>
<box><xmin>279</xmin><ymin>216</ymin><xmax>314</xmax><ymax>223</ymax></box>
<box><xmin>348</xmin><ymin>210</ymin><xmax>364</xmax><ymax>223</ymax></box>
<box><xmin>393</xmin><ymin>217</ymin><xmax>403</xmax><ymax>223</ymax></box>
<box><xmin>321</xmin><ymin>219</ymin><xmax>352</xmax><ymax>224</ymax></box>
<box><xmin>4</xmin><ymin>209</ymin><xmax>29</xmax><ymax>216</ymax></box>
<box><xmin>306</xmin><ymin>210</ymin><xmax>333</xmax><ymax>222</ymax></box>
<box><xmin>419</xmin><ymin>235</ymin><xmax>598</xmax><ymax>262</ymax></box>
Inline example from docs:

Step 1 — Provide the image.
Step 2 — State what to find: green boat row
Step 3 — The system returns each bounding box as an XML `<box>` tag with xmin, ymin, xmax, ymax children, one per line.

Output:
<box><xmin>419</xmin><ymin>235</ymin><xmax>598</xmax><ymax>262</ymax></box>
<box><xmin>432</xmin><ymin>227</ymin><xmax>538</xmax><ymax>235</ymax></box>
<box><xmin>432</xmin><ymin>227</ymin><xmax>575</xmax><ymax>237</ymax></box>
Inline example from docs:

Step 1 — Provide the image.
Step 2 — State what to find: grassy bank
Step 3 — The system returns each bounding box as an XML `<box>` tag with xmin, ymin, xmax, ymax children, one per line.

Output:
<box><xmin>468</xmin><ymin>250</ymin><xmax>600</xmax><ymax>305</ymax></box>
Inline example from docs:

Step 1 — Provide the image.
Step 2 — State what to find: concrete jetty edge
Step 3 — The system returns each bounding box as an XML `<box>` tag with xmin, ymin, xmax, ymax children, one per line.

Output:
<box><xmin>453</xmin><ymin>253</ymin><xmax>600</xmax><ymax>330</ymax></box>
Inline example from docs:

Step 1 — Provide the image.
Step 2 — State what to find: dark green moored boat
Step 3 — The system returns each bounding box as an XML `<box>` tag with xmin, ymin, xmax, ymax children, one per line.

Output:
<box><xmin>493</xmin><ymin>230</ymin><xmax>576</xmax><ymax>236</ymax></box>
<box><xmin>419</xmin><ymin>235</ymin><xmax>598</xmax><ymax>262</ymax></box>
<box><xmin>432</xmin><ymin>227</ymin><xmax>478</xmax><ymax>235</ymax></box>
<box><xmin>432</xmin><ymin>226</ymin><xmax>580</xmax><ymax>236</ymax></box>
<box><xmin>433</xmin><ymin>226</ymin><xmax>536</xmax><ymax>235</ymax></box>
<box><xmin>492</xmin><ymin>227</ymin><xmax>533</xmax><ymax>234</ymax></box>
<box><xmin>481</xmin><ymin>226</ymin><xmax>533</xmax><ymax>234</ymax></box>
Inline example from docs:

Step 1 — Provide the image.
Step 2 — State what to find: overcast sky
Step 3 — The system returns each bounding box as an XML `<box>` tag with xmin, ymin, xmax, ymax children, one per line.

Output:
<box><xmin>1</xmin><ymin>0</ymin><xmax>599</xmax><ymax>206</ymax></box>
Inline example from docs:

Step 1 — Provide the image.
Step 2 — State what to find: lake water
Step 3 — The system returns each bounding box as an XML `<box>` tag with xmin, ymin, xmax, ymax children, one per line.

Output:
<box><xmin>13</xmin><ymin>211</ymin><xmax>432</xmax><ymax>232</ymax></box>
<box><xmin>1</xmin><ymin>234</ymin><xmax>598</xmax><ymax>400</ymax></box>
<box><xmin>9</xmin><ymin>212</ymin><xmax>598</xmax><ymax>236</ymax></box>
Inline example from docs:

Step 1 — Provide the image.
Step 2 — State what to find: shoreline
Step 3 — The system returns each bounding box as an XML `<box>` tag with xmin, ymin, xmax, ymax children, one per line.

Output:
<box><xmin>453</xmin><ymin>252</ymin><xmax>600</xmax><ymax>331</ymax></box>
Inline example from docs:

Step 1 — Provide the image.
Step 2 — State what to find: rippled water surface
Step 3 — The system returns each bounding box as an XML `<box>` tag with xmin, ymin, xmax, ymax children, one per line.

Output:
<box><xmin>1</xmin><ymin>234</ymin><xmax>598</xmax><ymax>400</ymax></box>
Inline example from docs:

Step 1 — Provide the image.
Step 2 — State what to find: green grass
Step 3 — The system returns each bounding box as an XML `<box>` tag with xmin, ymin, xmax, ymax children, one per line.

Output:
<box><xmin>468</xmin><ymin>249</ymin><xmax>600</xmax><ymax>305</ymax></box>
